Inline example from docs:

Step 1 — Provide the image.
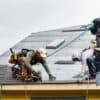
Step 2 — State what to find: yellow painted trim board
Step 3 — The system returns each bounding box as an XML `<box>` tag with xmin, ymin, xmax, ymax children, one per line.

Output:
<box><xmin>2</xmin><ymin>83</ymin><xmax>100</xmax><ymax>91</ymax></box>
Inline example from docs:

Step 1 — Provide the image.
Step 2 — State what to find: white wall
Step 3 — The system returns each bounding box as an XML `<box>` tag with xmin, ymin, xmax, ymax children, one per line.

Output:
<box><xmin>0</xmin><ymin>0</ymin><xmax>99</xmax><ymax>54</ymax></box>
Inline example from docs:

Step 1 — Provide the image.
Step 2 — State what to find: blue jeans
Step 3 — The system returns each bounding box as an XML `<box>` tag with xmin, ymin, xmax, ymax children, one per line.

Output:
<box><xmin>87</xmin><ymin>56</ymin><xmax>100</xmax><ymax>77</ymax></box>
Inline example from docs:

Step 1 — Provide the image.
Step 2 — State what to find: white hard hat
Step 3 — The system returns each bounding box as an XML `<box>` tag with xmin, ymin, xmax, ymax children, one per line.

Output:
<box><xmin>38</xmin><ymin>48</ymin><xmax>48</xmax><ymax>58</ymax></box>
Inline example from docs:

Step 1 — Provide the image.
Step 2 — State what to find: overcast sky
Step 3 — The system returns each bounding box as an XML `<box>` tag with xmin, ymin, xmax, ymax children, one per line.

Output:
<box><xmin>0</xmin><ymin>0</ymin><xmax>99</xmax><ymax>54</ymax></box>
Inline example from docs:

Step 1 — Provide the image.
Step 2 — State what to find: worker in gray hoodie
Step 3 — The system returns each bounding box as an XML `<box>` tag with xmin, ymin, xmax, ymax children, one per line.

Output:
<box><xmin>25</xmin><ymin>48</ymin><xmax>56</xmax><ymax>81</ymax></box>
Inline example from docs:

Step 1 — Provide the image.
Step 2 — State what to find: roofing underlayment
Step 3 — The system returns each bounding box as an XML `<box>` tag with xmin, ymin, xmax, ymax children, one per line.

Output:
<box><xmin>0</xmin><ymin>25</ymin><xmax>95</xmax><ymax>84</ymax></box>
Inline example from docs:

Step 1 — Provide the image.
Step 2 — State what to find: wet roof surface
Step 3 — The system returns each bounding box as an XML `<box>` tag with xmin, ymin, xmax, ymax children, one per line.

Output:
<box><xmin>0</xmin><ymin>26</ymin><xmax>96</xmax><ymax>84</ymax></box>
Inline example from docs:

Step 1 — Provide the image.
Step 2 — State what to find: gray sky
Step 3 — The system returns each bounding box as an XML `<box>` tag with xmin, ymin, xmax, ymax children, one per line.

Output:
<box><xmin>0</xmin><ymin>0</ymin><xmax>99</xmax><ymax>54</ymax></box>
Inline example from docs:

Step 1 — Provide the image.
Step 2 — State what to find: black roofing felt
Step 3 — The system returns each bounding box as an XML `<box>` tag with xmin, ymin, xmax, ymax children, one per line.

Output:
<box><xmin>0</xmin><ymin>26</ymin><xmax>96</xmax><ymax>84</ymax></box>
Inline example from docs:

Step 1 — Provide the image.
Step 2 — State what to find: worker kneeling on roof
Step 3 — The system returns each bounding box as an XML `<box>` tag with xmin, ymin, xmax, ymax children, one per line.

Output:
<box><xmin>26</xmin><ymin>48</ymin><xmax>56</xmax><ymax>81</ymax></box>
<box><xmin>72</xmin><ymin>38</ymin><xmax>96</xmax><ymax>78</ymax></box>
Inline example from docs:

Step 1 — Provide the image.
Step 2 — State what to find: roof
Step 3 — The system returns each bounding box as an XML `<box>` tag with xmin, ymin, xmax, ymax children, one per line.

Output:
<box><xmin>0</xmin><ymin>25</ymin><xmax>96</xmax><ymax>84</ymax></box>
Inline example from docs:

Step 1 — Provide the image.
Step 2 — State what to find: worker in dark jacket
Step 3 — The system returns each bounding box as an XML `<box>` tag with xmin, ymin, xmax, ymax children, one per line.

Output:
<box><xmin>86</xmin><ymin>47</ymin><xmax>100</xmax><ymax>80</ymax></box>
<box><xmin>26</xmin><ymin>48</ymin><xmax>56</xmax><ymax>81</ymax></box>
<box><xmin>9</xmin><ymin>49</ymin><xmax>36</xmax><ymax>81</ymax></box>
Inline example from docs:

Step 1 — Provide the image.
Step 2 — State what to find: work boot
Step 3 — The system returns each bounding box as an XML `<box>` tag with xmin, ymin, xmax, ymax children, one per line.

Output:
<box><xmin>32</xmin><ymin>70</ymin><xmax>42</xmax><ymax>82</ymax></box>
<box><xmin>32</xmin><ymin>76</ymin><xmax>39</xmax><ymax>82</ymax></box>
<box><xmin>85</xmin><ymin>75</ymin><xmax>95</xmax><ymax>80</ymax></box>
<box><xmin>35</xmin><ymin>71</ymin><xmax>42</xmax><ymax>81</ymax></box>
<box><xmin>49</xmin><ymin>74</ymin><xmax>56</xmax><ymax>81</ymax></box>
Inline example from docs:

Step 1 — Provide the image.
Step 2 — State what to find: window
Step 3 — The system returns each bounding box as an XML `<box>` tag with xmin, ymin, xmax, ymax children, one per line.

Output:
<box><xmin>31</xmin><ymin>97</ymin><xmax>86</xmax><ymax>100</ymax></box>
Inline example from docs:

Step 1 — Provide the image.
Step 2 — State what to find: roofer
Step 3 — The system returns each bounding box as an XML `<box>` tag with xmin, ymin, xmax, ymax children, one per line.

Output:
<box><xmin>9</xmin><ymin>48</ymin><xmax>56</xmax><ymax>81</ymax></box>
<box><xmin>9</xmin><ymin>50</ymin><xmax>35</xmax><ymax>81</ymax></box>
<box><xmin>25</xmin><ymin>48</ymin><xmax>56</xmax><ymax>81</ymax></box>
<box><xmin>72</xmin><ymin>38</ymin><xmax>96</xmax><ymax>78</ymax></box>
<box><xmin>84</xmin><ymin>39</ymin><xmax>100</xmax><ymax>80</ymax></box>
